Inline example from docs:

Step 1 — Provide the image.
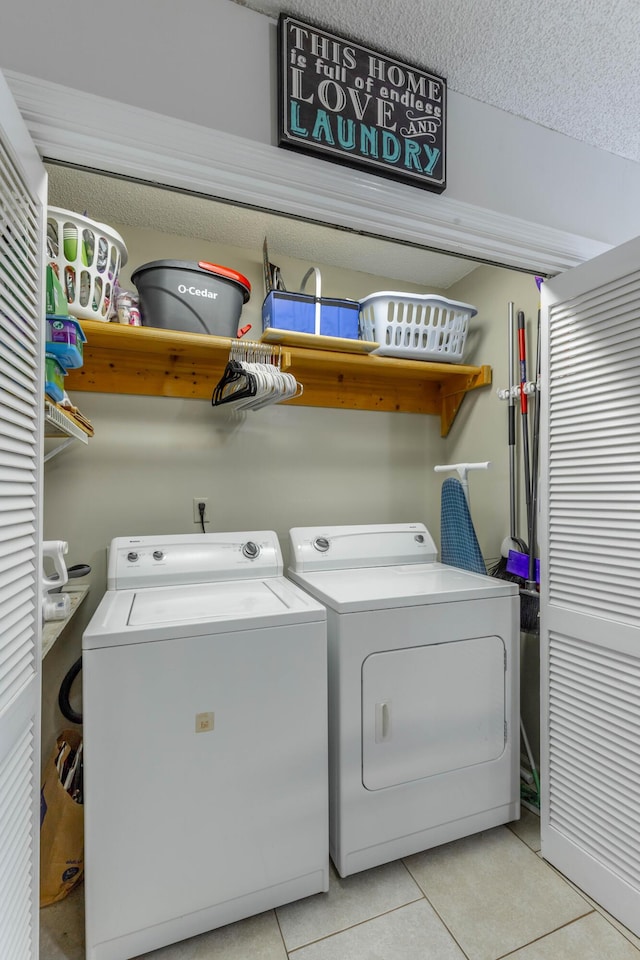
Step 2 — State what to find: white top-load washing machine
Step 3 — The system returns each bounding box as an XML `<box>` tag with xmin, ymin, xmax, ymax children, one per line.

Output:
<box><xmin>288</xmin><ymin>522</ymin><xmax>520</xmax><ymax>878</ymax></box>
<box><xmin>82</xmin><ymin>532</ymin><xmax>328</xmax><ymax>960</ymax></box>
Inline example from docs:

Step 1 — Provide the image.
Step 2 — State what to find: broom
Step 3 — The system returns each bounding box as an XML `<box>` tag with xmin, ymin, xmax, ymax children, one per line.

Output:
<box><xmin>490</xmin><ymin>302</ymin><xmax>527</xmax><ymax>583</ymax></box>
<box><xmin>521</xmin><ymin>299</ymin><xmax>542</xmax><ymax>633</ymax></box>
<box><xmin>519</xmin><ymin>289</ymin><xmax>543</xmax><ymax>809</ymax></box>
<box><xmin>514</xmin><ymin>308</ymin><xmax>540</xmax><ymax>632</ymax></box>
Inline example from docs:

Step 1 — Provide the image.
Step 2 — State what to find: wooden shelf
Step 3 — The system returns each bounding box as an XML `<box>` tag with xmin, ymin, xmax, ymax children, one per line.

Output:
<box><xmin>65</xmin><ymin>321</ymin><xmax>492</xmax><ymax>436</ymax></box>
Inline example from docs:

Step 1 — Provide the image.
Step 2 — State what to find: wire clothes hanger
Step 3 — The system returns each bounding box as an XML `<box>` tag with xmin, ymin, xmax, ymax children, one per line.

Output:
<box><xmin>211</xmin><ymin>340</ymin><xmax>303</xmax><ymax>410</ymax></box>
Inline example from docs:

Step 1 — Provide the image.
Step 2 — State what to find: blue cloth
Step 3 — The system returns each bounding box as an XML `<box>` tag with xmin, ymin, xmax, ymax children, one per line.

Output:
<box><xmin>440</xmin><ymin>477</ymin><xmax>487</xmax><ymax>575</ymax></box>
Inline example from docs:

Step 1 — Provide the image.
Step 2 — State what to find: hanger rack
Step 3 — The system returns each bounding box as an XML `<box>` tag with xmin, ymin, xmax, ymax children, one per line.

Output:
<box><xmin>211</xmin><ymin>339</ymin><xmax>301</xmax><ymax>410</ymax></box>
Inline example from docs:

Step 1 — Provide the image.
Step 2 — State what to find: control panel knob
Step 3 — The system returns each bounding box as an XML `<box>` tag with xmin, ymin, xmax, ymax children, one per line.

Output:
<box><xmin>414</xmin><ymin>534</ymin><xmax>425</xmax><ymax>543</ymax></box>
<box><xmin>152</xmin><ymin>550</ymin><xmax>164</xmax><ymax>561</ymax></box>
<box><xmin>313</xmin><ymin>537</ymin><xmax>330</xmax><ymax>552</ymax></box>
<box><xmin>242</xmin><ymin>541</ymin><xmax>260</xmax><ymax>560</ymax></box>
<box><xmin>127</xmin><ymin>551</ymin><xmax>139</xmax><ymax>562</ymax></box>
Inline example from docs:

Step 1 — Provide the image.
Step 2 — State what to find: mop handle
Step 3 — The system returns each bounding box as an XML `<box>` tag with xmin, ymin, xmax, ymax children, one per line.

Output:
<box><xmin>528</xmin><ymin>309</ymin><xmax>542</xmax><ymax>585</ymax></box>
<box><xmin>518</xmin><ymin>310</ymin><xmax>528</xmax><ymax>416</ymax></box>
<box><xmin>517</xmin><ymin>311</ymin><xmax>533</xmax><ymax>528</ymax></box>
<box><xmin>508</xmin><ymin>301</ymin><xmax>517</xmax><ymax>539</ymax></box>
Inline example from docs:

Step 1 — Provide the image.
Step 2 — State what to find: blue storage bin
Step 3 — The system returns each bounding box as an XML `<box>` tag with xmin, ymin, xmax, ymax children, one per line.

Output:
<box><xmin>262</xmin><ymin>267</ymin><xmax>359</xmax><ymax>340</ymax></box>
<box><xmin>262</xmin><ymin>292</ymin><xmax>359</xmax><ymax>339</ymax></box>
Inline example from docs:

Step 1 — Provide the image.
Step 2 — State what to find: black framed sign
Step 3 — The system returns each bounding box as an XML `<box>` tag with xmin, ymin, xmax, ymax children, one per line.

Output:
<box><xmin>278</xmin><ymin>15</ymin><xmax>447</xmax><ymax>193</ymax></box>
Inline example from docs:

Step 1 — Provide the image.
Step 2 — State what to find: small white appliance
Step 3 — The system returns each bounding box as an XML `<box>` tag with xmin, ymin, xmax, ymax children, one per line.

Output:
<box><xmin>288</xmin><ymin>522</ymin><xmax>520</xmax><ymax>878</ymax></box>
<box><xmin>41</xmin><ymin>539</ymin><xmax>70</xmax><ymax>621</ymax></box>
<box><xmin>82</xmin><ymin>532</ymin><xmax>328</xmax><ymax>960</ymax></box>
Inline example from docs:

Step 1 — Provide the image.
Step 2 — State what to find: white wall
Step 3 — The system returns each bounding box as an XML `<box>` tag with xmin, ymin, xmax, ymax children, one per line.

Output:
<box><xmin>42</xmin><ymin>226</ymin><xmax>544</xmax><ymax>773</ymax></box>
<box><xmin>2</xmin><ymin>0</ymin><xmax>640</xmax><ymax>246</ymax></box>
<box><xmin>41</xmin><ymin>217</ymin><xmax>447</xmax><ymax>768</ymax></box>
<box><xmin>1</xmin><ymin>0</ymin><xmax>273</xmax><ymax>143</ymax></box>
<box><xmin>446</xmin><ymin>94</ymin><xmax>640</xmax><ymax>246</ymax></box>
<box><xmin>47</xmin><ymin>214</ymin><xmax>542</xmax><ymax>587</ymax></box>
<box><xmin>42</xmin><ymin>397</ymin><xmax>440</xmax><ymax>764</ymax></box>
<box><xmin>45</xmin><ymin>218</ymin><xmax>455</xmax><ymax>584</ymax></box>
<box><xmin>41</xmin><ymin>206</ymin><xmax>546</xmax><ymax>769</ymax></box>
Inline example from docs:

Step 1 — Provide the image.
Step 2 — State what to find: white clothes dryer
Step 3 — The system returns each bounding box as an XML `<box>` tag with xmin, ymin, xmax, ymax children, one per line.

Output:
<box><xmin>82</xmin><ymin>532</ymin><xmax>328</xmax><ymax>960</ymax></box>
<box><xmin>288</xmin><ymin>522</ymin><xmax>520</xmax><ymax>878</ymax></box>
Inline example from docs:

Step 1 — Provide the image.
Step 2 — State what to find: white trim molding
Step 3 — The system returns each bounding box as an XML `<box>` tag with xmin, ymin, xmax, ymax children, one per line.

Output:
<box><xmin>7</xmin><ymin>70</ymin><xmax>610</xmax><ymax>276</ymax></box>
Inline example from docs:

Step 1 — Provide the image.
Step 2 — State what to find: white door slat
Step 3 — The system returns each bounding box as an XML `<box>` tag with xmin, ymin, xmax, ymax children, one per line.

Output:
<box><xmin>0</xmin><ymin>71</ymin><xmax>44</xmax><ymax>960</ymax></box>
<box><xmin>543</xmin><ymin>247</ymin><xmax>640</xmax><ymax>937</ymax></box>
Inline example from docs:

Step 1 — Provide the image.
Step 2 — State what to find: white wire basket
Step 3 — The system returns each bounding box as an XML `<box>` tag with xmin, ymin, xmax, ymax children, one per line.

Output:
<box><xmin>46</xmin><ymin>208</ymin><xmax>128</xmax><ymax>322</ymax></box>
<box><xmin>359</xmin><ymin>292</ymin><xmax>477</xmax><ymax>363</ymax></box>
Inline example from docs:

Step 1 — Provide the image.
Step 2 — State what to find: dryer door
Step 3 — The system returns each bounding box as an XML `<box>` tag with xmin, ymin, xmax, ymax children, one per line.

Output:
<box><xmin>362</xmin><ymin>636</ymin><xmax>506</xmax><ymax>790</ymax></box>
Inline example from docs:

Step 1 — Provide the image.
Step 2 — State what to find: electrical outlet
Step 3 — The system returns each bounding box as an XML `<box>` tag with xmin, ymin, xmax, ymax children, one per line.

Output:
<box><xmin>195</xmin><ymin>712</ymin><xmax>214</xmax><ymax>733</ymax></box>
<box><xmin>193</xmin><ymin>497</ymin><xmax>209</xmax><ymax>525</ymax></box>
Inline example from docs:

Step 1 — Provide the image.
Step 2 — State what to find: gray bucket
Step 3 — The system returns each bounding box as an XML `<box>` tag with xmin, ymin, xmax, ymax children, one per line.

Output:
<box><xmin>131</xmin><ymin>259</ymin><xmax>251</xmax><ymax>337</ymax></box>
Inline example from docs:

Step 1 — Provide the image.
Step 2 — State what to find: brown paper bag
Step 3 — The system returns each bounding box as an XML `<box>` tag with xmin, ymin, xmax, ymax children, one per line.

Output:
<box><xmin>40</xmin><ymin>729</ymin><xmax>84</xmax><ymax>906</ymax></box>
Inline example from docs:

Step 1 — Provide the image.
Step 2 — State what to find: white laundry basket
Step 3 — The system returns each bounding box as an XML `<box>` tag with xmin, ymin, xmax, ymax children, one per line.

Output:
<box><xmin>359</xmin><ymin>292</ymin><xmax>477</xmax><ymax>363</ymax></box>
<box><xmin>46</xmin><ymin>208</ymin><xmax>128</xmax><ymax>322</ymax></box>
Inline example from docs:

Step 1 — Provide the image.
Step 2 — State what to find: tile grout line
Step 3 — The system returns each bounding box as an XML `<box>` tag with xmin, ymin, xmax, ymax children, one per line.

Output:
<box><xmin>503</xmin><ymin>823</ymin><xmax>640</xmax><ymax>952</ymax></box>
<box><xmin>398</xmin><ymin>858</ymin><xmax>473</xmax><ymax>960</ymax></box>
<box><xmin>505</xmin><ymin>821</ymin><xmax>541</xmax><ymax>856</ymax></box>
<box><xmin>398</xmin><ymin>853</ymin><xmax>610</xmax><ymax>960</ymax></box>
<box><xmin>554</xmin><ymin>878</ymin><xmax>640</xmax><ymax>953</ymax></box>
<box><xmin>274</xmin><ymin>905</ymin><xmax>290</xmax><ymax>958</ymax></box>
<box><xmin>492</xmin><ymin>908</ymin><xmax>597</xmax><ymax>960</ymax></box>
<box><xmin>594</xmin><ymin>912</ymin><xmax>640</xmax><ymax>953</ymax></box>
<box><xmin>285</xmin><ymin>895</ymin><xmax>426</xmax><ymax>956</ymax></box>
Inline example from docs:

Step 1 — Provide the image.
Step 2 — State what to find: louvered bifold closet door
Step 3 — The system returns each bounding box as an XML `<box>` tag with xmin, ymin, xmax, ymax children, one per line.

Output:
<box><xmin>540</xmin><ymin>236</ymin><xmax>640</xmax><ymax>938</ymax></box>
<box><xmin>0</xmin><ymin>71</ymin><xmax>46</xmax><ymax>960</ymax></box>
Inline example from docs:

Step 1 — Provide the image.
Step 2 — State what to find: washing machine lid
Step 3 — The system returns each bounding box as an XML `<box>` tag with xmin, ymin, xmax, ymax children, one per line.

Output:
<box><xmin>83</xmin><ymin>575</ymin><xmax>325</xmax><ymax>649</ymax></box>
<box><xmin>129</xmin><ymin>578</ymin><xmax>296</xmax><ymax>626</ymax></box>
<box><xmin>289</xmin><ymin>561</ymin><xmax>518</xmax><ymax>613</ymax></box>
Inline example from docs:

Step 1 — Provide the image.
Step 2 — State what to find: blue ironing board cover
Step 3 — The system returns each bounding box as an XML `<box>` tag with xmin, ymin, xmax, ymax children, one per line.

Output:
<box><xmin>440</xmin><ymin>477</ymin><xmax>487</xmax><ymax>575</ymax></box>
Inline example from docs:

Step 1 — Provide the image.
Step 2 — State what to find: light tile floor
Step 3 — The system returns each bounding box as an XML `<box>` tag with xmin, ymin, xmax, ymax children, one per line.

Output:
<box><xmin>40</xmin><ymin>810</ymin><xmax>640</xmax><ymax>960</ymax></box>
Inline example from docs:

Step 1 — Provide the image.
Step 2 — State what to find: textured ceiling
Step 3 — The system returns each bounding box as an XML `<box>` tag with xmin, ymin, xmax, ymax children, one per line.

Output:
<box><xmin>235</xmin><ymin>0</ymin><xmax>640</xmax><ymax>163</ymax></box>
